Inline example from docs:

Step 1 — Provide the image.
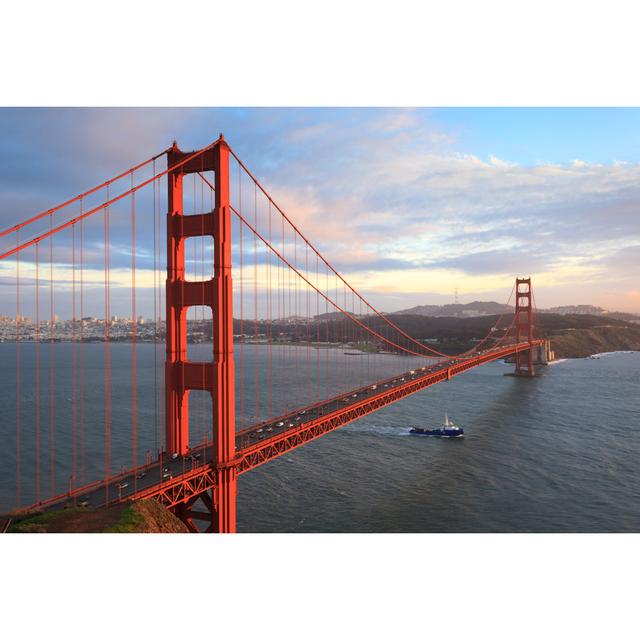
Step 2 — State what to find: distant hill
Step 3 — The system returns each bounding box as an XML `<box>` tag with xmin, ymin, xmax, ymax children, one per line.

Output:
<box><xmin>230</xmin><ymin>309</ymin><xmax>640</xmax><ymax>358</ymax></box>
<box><xmin>544</xmin><ymin>304</ymin><xmax>605</xmax><ymax>315</ymax></box>
<box><xmin>314</xmin><ymin>311</ymin><xmax>350</xmax><ymax>321</ymax></box>
<box><xmin>392</xmin><ymin>301</ymin><xmax>511</xmax><ymax>318</ymax></box>
<box><xmin>536</xmin><ymin>305</ymin><xmax>639</xmax><ymax>324</ymax></box>
<box><xmin>392</xmin><ymin>301</ymin><xmax>640</xmax><ymax>323</ymax></box>
<box><xmin>382</xmin><ymin>312</ymin><xmax>640</xmax><ymax>358</ymax></box>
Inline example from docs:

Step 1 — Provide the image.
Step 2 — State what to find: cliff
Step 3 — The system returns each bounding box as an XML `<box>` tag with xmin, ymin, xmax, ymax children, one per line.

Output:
<box><xmin>546</xmin><ymin>325</ymin><xmax>640</xmax><ymax>359</ymax></box>
<box><xmin>6</xmin><ymin>499</ymin><xmax>189</xmax><ymax>533</ymax></box>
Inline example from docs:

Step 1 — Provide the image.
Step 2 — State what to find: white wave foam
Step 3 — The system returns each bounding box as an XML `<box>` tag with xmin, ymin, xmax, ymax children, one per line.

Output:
<box><xmin>590</xmin><ymin>350</ymin><xmax>639</xmax><ymax>358</ymax></box>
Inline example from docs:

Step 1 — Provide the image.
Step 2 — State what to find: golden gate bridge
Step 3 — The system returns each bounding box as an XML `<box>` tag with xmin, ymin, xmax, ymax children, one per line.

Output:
<box><xmin>0</xmin><ymin>135</ymin><xmax>543</xmax><ymax>532</ymax></box>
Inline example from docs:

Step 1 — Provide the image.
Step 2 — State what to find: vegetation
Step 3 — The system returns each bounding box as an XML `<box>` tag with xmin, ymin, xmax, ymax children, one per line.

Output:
<box><xmin>240</xmin><ymin>312</ymin><xmax>640</xmax><ymax>358</ymax></box>
<box><xmin>547</xmin><ymin>325</ymin><xmax>640</xmax><ymax>359</ymax></box>
<box><xmin>103</xmin><ymin>505</ymin><xmax>146</xmax><ymax>533</ymax></box>
<box><xmin>7</xmin><ymin>499</ymin><xmax>189</xmax><ymax>533</ymax></box>
<box><xmin>8</xmin><ymin>507</ymin><xmax>84</xmax><ymax>533</ymax></box>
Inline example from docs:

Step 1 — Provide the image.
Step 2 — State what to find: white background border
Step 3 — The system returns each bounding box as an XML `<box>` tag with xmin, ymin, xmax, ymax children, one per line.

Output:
<box><xmin>1</xmin><ymin>1</ymin><xmax>639</xmax><ymax>638</ymax></box>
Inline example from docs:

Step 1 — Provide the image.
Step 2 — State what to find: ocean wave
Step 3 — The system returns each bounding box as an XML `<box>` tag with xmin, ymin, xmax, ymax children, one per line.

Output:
<box><xmin>589</xmin><ymin>350</ymin><xmax>639</xmax><ymax>358</ymax></box>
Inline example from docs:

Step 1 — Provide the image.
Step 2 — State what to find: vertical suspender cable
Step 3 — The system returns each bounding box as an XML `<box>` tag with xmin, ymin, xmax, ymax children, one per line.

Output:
<box><xmin>306</xmin><ymin>243</ymin><xmax>311</xmax><ymax>406</ymax></box>
<box><xmin>72</xmin><ymin>224</ymin><xmax>77</xmax><ymax>499</ymax></box>
<box><xmin>207</xmin><ymin>182</ymin><xmax>213</xmax><ymax>445</ymax></box>
<box><xmin>239</xmin><ymin>169</ymin><xmax>244</xmax><ymax>432</ymax></box>
<box><xmin>104</xmin><ymin>189</ymin><xmax>111</xmax><ymax>505</ymax></box>
<box><xmin>152</xmin><ymin>160</ymin><xmax>159</xmax><ymax>457</ymax></box>
<box><xmin>35</xmin><ymin>242</ymin><xmax>41</xmax><ymax>502</ymax></box>
<box><xmin>254</xmin><ymin>183</ymin><xmax>258</xmax><ymax>423</ymax></box>
<box><xmin>268</xmin><ymin>201</ymin><xmax>273</xmax><ymax>419</ymax></box>
<box><xmin>293</xmin><ymin>232</ymin><xmax>298</xmax><ymax>407</ymax></box>
<box><xmin>335</xmin><ymin>273</ymin><xmax>338</xmax><ymax>393</ymax></box>
<box><xmin>325</xmin><ymin>264</ymin><xmax>329</xmax><ymax>400</ymax></box>
<box><xmin>199</xmin><ymin>170</ymin><xmax>204</xmax><ymax>448</ymax></box>
<box><xmin>15</xmin><ymin>231</ymin><xmax>20</xmax><ymax>507</ymax></box>
<box><xmin>131</xmin><ymin>177</ymin><xmax>137</xmax><ymax>490</ymax></box>
<box><xmin>180</xmin><ymin>184</ymin><xmax>185</xmax><ymax>476</ymax></box>
<box><xmin>80</xmin><ymin>203</ymin><xmax>85</xmax><ymax>484</ymax></box>
<box><xmin>316</xmin><ymin>252</ymin><xmax>320</xmax><ymax>404</ymax></box>
<box><xmin>288</xmin><ymin>247</ymin><xmax>293</xmax><ymax>411</ymax></box>
<box><xmin>280</xmin><ymin>216</ymin><xmax>284</xmax><ymax>414</ymax></box>
<box><xmin>156</xmin><ymin>173</ymin><xmax>163</xmax><ymax>484</ymax></box>
<box><xmin>49</xmin><ymin>216</ymin><xmax>55</xmax><ymax>497</ymax></box>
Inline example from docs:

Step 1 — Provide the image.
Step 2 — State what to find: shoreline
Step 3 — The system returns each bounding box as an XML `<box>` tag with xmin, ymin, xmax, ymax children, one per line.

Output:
<box><xmin>1</xmin><ymin>341</ymin><xmax>638</xmax><ymax>360</ymax></box>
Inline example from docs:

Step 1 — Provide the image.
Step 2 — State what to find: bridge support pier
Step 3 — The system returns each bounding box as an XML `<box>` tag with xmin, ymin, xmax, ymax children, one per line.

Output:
<box><xmin>514</xmin><ymin>277</ymin><xmax>535</xmax><ymax>377</ymax></box>
<box><xmin>173</xmin><ymin>478</ymin><xmax>236</xmax><ymax>532</ymax></box>
<box><xmin>212</xmin><ymin>467</ymin><xmax>237</xmax><ymax>532</ymax></box>
<box><xmin>165</xmin><ymin>137</ymin><xmax>237</xmax><ymax>533</ymax></box>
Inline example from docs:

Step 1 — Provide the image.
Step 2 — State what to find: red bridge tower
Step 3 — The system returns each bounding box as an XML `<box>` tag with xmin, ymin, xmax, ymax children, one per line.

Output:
<box><xmin>514</xmin><ymin>277</ymin><xmax>535</xmax><ymax>377</ymax></box>
<box><xmin>165</xmin><ymin>137</ymin><xmax>236</xmax><ymax>532</ymax></box>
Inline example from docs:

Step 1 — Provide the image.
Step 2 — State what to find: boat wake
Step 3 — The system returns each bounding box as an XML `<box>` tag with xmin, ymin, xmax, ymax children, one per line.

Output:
<box><xmin>345</xmin><ymin>424</ymin><xmax>412</xmax><ymax>437</ymax></box>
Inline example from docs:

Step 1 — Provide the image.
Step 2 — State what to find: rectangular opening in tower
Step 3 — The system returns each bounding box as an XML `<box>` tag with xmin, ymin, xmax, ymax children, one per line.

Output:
<box><xmin>185</xmin><ymin>305</ymin><xmax>213</xmax><ymax>362</ymax></box>
<box><xmin>184</xmin><ymin>235</ymin><xmax>214</xmax><ymax>281</ymax></box>
<box><xmin>181</xmin><ymin>170</ymin><xmax>215</xmax><ymax>215</ymax></box>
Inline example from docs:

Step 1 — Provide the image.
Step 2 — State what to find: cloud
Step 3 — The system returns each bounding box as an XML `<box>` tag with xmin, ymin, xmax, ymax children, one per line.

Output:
<box><xmin>426</xmin><ymin>249</ymin><xmax>552</xmax><ymax>276</ymax></box>
<box><xmin>1</xmin><ymin>108</ymin><xmax>639</xmax><ymax>315</ymax></box>
<box><xmin>599</xmin><ymin>244</ymin><xmax>640</xmax><ymax>279</ymax></box>
<box><xmin>489</xmin><ymin>155</ymin><xmax>516</xmax><ymax>168</ymax></box>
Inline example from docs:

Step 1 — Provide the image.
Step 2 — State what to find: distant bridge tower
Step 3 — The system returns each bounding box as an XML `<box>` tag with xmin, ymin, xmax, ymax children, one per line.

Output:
<box><xmin>514</xmin><ymin>277</ymin><xmax>535</xmax><ymax>376</ymax></box>
<box><xmin>165</xmin><ymin>136</ymin><xmax>236</xmax><ymax>532</ymax></box>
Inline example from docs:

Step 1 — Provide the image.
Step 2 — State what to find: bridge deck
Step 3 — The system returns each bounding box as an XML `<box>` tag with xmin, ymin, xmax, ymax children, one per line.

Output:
<box><xmin>26</xmin><ymin>340</ymin><xmax>542</xmax><ymax>513</ymax></box>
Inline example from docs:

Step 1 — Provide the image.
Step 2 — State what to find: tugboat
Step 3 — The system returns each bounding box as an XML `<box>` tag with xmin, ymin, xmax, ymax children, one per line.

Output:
<box><xmin>409</xmin><ymin>414</ymin><xmax>464</xmax><ymax>438</ymax></box>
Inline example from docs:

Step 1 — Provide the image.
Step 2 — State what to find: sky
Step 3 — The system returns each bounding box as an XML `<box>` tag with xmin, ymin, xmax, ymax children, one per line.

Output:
<box><xmin>0</xmin><ymin>107</ymin><xmax>639</xmax><ymax>316</ymax></box>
